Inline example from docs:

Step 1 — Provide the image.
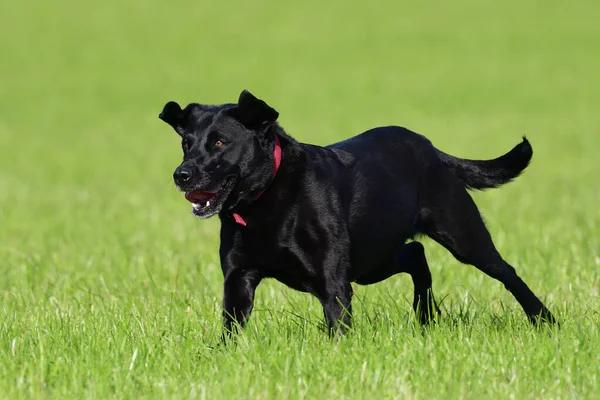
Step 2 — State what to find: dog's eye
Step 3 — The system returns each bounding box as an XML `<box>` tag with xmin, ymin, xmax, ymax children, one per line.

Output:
<box><xmin>214</xmin><ymin>140</ymin><xmax>224</xmax><ymax>148</ymax></box>
<box><xmin>183</xmin><ymin>141</ymin><xmax>190</xmax><ymax>152</ymax></box>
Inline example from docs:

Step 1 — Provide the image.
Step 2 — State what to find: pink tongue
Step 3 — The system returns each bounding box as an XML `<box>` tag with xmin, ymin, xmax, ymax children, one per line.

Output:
<box><xmin>185</xmin><ymin>190</ymin><xmax>217</xmax><ymax>203</ymax></box>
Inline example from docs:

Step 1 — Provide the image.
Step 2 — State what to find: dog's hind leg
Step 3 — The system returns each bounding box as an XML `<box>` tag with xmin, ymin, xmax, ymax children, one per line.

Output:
<box><xmin>421</xmin><ymin>178</ymin><xmax>556</xmax><ymax>324</ymax></box>
<box><xmin>354</xmin><ymin>242</ymin><xmax>440</xmax><ymax>324</ymax></box>
<box><xmin>402</xmin><ymin>242</ymin><xmax>441</xmax><ymax>324</ymax></box>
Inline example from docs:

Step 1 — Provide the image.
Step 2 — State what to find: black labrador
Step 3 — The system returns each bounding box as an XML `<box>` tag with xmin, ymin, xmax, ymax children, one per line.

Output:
<box><xmin>159</xmin><ymin>90</ymin><xmax>556</xmax><ymax>336</ymax></box>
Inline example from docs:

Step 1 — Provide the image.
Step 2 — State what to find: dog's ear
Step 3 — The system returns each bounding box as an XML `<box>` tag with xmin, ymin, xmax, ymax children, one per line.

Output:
<box><xmin>234</xmin><ymin>90</ymin><xmax>279</xmax><ymax>129</ymax></box>
<box><xmin>159</xmin><ymin>101</ymin><xmax>184</xmax><ymax>132</ymax></box>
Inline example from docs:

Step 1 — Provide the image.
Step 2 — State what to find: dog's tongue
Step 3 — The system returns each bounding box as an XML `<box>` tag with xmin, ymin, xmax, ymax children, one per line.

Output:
<box><xmin>185</xmin><ymin>190</ymin><xmax>217</xmax><ymax>203</ymax></box>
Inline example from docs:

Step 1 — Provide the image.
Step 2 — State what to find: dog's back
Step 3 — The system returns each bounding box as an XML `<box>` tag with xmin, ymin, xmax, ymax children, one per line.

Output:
<box><xmin>329</xmin><ymin>126</ymin><xmax>533</xmax><ymax>191</ymax></box>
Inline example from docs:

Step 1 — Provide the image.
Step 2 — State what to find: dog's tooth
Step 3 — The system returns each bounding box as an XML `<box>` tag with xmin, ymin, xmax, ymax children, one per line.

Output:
<box><xmin>206</xmin><ymin>200</ymin><xmax>210</xmax><ymax>207</ymax></box>
<box><xmin>193</xmin><ymin>203</ymin><xmax>201</xmax><ymax>210</ymax></box>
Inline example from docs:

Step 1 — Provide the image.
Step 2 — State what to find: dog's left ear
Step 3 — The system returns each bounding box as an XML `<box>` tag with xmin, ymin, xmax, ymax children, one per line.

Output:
<box><xmin>159</xmin><ymin>101</ymin><xmax>184</xmax><ymax>131</ymax></box>
<box><xmin>235</xmin><ymin>90</ymin><xmax>279</xmax><ymax>129</ymax></box>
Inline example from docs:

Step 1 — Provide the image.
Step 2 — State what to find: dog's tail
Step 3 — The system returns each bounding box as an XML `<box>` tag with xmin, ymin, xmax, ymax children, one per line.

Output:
<box><xmin>435</xmin><ymin>137</ymin><xmax>533</xmax><ymax>190</ymax></box>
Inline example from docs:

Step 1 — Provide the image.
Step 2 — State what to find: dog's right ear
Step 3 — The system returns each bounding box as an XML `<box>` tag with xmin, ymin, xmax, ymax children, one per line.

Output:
<box><xmin>159</xmin><ymin>101</ymin><xmax>184</xmax><ymax>132</ymax></box>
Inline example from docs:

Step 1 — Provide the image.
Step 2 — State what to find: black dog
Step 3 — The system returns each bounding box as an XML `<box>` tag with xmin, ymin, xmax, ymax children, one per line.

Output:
<box><xmin>159</xmin><ymin>90</ymin><xmax>556</xmax><ymax>336</ymax></box>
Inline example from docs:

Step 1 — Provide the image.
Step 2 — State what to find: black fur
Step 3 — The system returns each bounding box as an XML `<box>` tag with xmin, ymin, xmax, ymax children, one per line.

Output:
<box><xmin>435</xmin><ymin>138</ymin><xmax>533</xmax><ymax>190</ymax></box>
<box><xmin>159</xmin><ymin>90</ymin><xmax>556</xmax><ymax>338</ymax></box>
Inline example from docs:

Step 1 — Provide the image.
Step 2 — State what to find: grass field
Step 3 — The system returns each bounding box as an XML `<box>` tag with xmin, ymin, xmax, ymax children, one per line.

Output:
<box><xmin>1</xmin><ymin>0</ymin><xmax>599</xmax><ymax>398</ymax></box>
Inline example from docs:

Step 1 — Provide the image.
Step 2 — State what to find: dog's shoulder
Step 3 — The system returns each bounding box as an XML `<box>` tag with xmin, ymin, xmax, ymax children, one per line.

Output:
<box><xmin>300</xmin><ymin>143</ymin><xmax>357</xmax><ymax>168</ymax></box>
<box><xmin>330</xmin><ymin>148</ymin><xmax>357</xmax><ymax>168</ymax></box>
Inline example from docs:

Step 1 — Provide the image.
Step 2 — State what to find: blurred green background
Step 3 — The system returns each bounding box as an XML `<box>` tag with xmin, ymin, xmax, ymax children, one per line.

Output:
<box><xmin>1</xmin><ymin>0</ymin><xmax>599</xmax><ymax>398</ymax></box>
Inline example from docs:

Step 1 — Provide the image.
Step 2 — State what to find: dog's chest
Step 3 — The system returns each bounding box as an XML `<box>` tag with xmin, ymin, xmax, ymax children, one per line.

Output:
<box><xmin>238</xmin><ymin>229</ymin><xmax>325</xmax><ymax>293</ymax></box>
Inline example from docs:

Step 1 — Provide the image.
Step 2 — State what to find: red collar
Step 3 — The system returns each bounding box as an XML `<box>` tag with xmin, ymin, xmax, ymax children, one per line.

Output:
<box><xmin>232</xmin><ymin>135</ymin><xmax>282</xmax><ymax>226</ymax></box>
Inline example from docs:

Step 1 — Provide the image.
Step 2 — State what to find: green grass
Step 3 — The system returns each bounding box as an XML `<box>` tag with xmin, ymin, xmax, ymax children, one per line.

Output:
<box><xmin>1</xmin><ymin>0</ymin><xmax>599</xmax><ymax>398</ymax></box>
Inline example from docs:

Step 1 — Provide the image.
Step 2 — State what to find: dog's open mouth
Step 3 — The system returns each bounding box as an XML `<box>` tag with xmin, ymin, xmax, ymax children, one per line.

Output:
<box><xmin>185</xmin><ymin>190</ymin><xmax>217</xmax><ymax>210</ymax></box>
<box><xmin>183</xmin><ymin>177</ymin><xmax>236</xmax><ymax>217</ymax></box>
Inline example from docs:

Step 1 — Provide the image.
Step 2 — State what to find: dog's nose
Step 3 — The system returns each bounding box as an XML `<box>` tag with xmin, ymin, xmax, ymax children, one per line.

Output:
<box><xmin>173</xmin><ymin>167</ymin><xmax>192</xmax><ymax>183</ymax></box>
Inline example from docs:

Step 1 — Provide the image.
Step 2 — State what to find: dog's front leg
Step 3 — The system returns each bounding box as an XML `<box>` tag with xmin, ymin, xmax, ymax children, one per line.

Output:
<box><xmin>318</xmin><ymin>252</ymin><xmax>353</xmax><ymax>336</ymax></box>
<box><xmin>221</xmin><ymin>268</ymin><xmax>262</xmax><ymax>341</ymax></box>
<box><xmin>320</xmin><ymin>279</ymin><xmax>353</xmax><ymax>336</ymax></box>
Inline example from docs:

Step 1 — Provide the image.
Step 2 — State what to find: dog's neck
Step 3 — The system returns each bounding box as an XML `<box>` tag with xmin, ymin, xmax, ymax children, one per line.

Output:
<box><xmin>231</xmin><ymin>135</ymin><xmax>282</xmax><ymax>227</ymax></box>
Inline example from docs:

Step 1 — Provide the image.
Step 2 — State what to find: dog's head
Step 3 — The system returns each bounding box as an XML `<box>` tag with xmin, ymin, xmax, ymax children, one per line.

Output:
<box><xmin>159</xmin><ymin>90</ymin><xmax>280</xmax><ymax>218</ymax></box>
